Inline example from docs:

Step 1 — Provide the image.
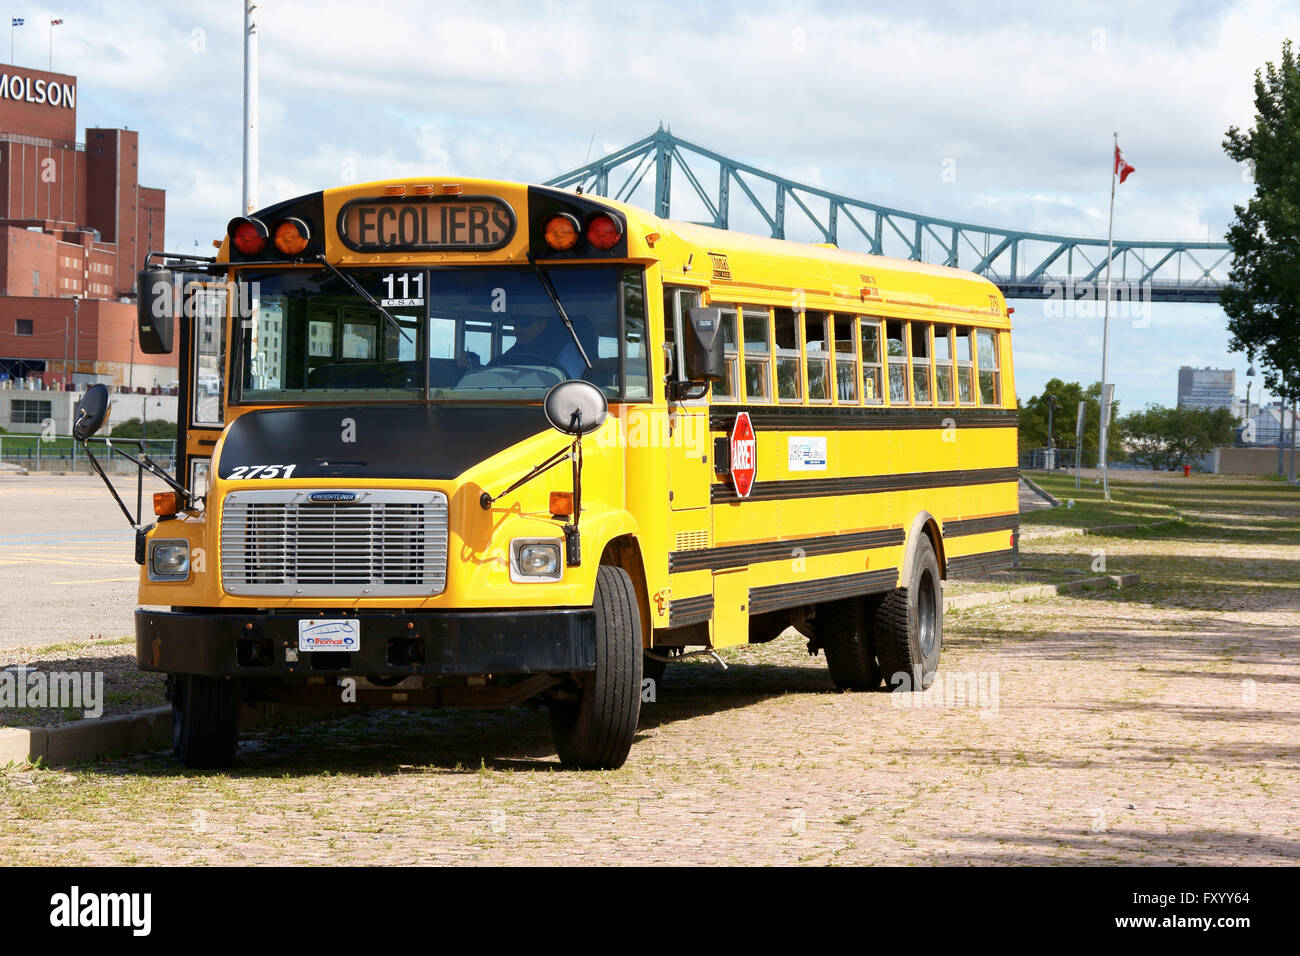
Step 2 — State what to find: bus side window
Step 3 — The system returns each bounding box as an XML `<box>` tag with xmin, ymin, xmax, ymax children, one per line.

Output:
<box><xmin>957</xmin><ymin>329</ymin><xmax>976</xmax><ymax>403</ymax></box>
<box><xmin>741</xmin><ymin>304</ymin><xmax>771</xmax><ymax>402</ymax></box>
<box><xmin>886</xmin><ymin>320</ymin><xmax>909</xmax><ymax>405</ymax></box>
<box><xmin>860</xmin><ymin>318</ymin><xmax>883</xmax><ymax>404</ymax></box>
<box><xmin>192</xmin><ymin>284</ymin><xmax>228</xmax><ymax>426</ymax></box>
<box><xmin>977</xmin><ymin>329</ymin><xmax>1000</xmax><ymax>405</ymax></box>
<box><xmin>774</xmin><ymin>307</ymin><xmax>801</xmax><ymax>402</ymax></box>
<box><xmin>833</xmin><ymin>314</ymin><xmax>857</xmax><ymax>404</ymax></box>
<box><xmin>910</xmin><ymin>322</ymin><xmax>932</xmax><ymax>405</ymax></box>
<box><xmin>933</xmin><ymin>324</ymin><xmax>955</xmax><ymax>404</ymax></box>
<box><xmin>622</xmin><ymin>268</ymin><xmax>649</xmax><ymax>399</ymax></box>
<box><xmin>805</xmin><ymin>311</ymin><xmax>831</xmax><ymax>403</ymax></box>
<box><xmin>712</xmin><ymin>307</ymin><xmax>739</xmax><ymax>402</ymax></box>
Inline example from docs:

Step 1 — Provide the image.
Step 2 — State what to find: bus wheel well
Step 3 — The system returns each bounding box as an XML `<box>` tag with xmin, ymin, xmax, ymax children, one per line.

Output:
<box><xmin>600</xmin><ymin>536</ymin><xmax>651</xmax><ymax>647</ymax></box>
<box><xmin>902</xmin><ymin>512</ymin><xmax>948</xmax><ymax>582</ymax></box>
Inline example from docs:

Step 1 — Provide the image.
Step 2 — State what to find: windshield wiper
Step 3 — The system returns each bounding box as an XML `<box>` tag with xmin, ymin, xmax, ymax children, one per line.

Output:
<box><xmin>314</xmin><ymin>254</ymin><xmax>412</xmax><ymax>344</ymax></box>
<box><xmin>528</xmin><ymin>255</ymin><xmax>593</xmax><ymax>370</ymax></box>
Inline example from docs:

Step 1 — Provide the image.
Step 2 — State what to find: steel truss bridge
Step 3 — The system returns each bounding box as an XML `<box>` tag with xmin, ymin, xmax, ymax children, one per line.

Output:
<box><xmin>546</xmin><ymin>126</ymin><xmax>1231</xmax><ymax>304</ymax></box>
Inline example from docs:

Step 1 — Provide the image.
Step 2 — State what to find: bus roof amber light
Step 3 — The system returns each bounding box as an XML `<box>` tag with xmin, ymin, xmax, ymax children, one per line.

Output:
<box><xmin>549</xmin><ymin>491</ymin><xmax>574</xmax><ymax>517</ymax></box>
<box><xmin>440</xmin><ymin>184</ymin><xmax>463</xmax><ymax>195</ymax></box>
<box><xmin>384</xmin><ymin>185</ymin><xmax>406</xmax><ymax>196</ymax></box>
<box><xmin>411</xmin><ymin>184</ymin><xmax>435</xmax><ymax>195</ymax></box>
<box><xmin>585</xmin><ymin>213</ymin><xmax>622</xmax><ymax>251</ymax></box>
<box><xmin>228</xmin><ymin>217</ymin><xmax>268</xmax><ymax>256</ymax></box>
<box><xmin>543</xmin><ymin>214</ymin><xmax>580</xmax><ymax>251</ymax></box>
<box><xmin>273</xmin><ymin>218</ymin><xmax>310</xmax><ymax>255</ymax></box>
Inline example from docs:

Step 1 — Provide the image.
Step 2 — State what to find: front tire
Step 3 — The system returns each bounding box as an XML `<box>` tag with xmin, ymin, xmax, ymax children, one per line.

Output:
<box><xmin>172</xmin><ymin>674</ymin><xmax>241</xmax><ymax>769</ymax></box>
<box><xmin>550</xmin><ymin>565</ymin><xmax>642</xmax><ymax>769</ymax></box>
<box><xmin>875</xmin><ymin>534</ymin><xmax>943</xmax><ymax>691</ymax></box>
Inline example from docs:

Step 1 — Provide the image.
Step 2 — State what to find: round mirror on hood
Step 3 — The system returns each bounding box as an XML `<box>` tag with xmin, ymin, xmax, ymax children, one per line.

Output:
<box><xmin>72</xmin><ymin>383</ymin><xmax>112</xmax><ymax>441</ymax></box>
<box><xmin>543</xmin><ymin>379</ymin><xmax>607</xmax><ymax>437</ymax></box>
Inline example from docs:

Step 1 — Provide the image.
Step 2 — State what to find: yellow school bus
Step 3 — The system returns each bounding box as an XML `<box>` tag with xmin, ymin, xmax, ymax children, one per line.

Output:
<box><xmin>75</xmin><ymin>177</ymin><xmax>1017</xmax><ymax>769</ymax></box>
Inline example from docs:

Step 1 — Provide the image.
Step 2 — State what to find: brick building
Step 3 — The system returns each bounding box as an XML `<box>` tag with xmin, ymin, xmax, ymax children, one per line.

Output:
<box><xmin>0</xmin><ymin>62</ymin><xmax>174</xmax><ymax>392</ymax></box>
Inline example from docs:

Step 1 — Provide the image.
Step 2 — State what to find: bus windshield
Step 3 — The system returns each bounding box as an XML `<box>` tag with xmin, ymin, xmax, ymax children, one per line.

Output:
<box><xmin>235</xmin><ymin>265</ymin><xmax>648</xmax><ymax>403</ymax></box>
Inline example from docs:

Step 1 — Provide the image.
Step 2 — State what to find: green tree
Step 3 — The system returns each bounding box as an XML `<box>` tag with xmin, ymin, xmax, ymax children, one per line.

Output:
<box><xmin>1222</xmin><ymin>40</ymin><xmax>1300</xmax><ymax>408</ymax></box>
<box><xmin>110</xmin><ymin>417</ymin><xmax>176</xmax><ymax>439</ymax></box>
<box><xmin>1019</xmin><ymin>379</ymin><xmax>1123</xmax><ymax>463</ymax></box>
<box><xmin>1119</xmin><ymin>404</ymin><xmax>1237</xmax><ymax>470</ymax></box>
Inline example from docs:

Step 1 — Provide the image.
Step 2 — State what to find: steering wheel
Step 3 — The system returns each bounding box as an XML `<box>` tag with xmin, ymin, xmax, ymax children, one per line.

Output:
<box><xmin>489</xmin><ymin>350</ymin><xmax>567</xmax><ymax>374</ymax></box>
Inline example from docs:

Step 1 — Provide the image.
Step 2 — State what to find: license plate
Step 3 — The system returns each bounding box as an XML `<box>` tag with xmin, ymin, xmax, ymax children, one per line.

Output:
<box><xmin>298</xmin><ymin>619</ymin><xmax>360</xmax><ymax>652</ymax></box>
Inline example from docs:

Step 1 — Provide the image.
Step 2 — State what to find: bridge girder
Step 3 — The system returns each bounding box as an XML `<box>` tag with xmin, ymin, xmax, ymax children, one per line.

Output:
<box><xmin>546</xmin><ymin>126</ymin><xmax>1232</xmax><ymax>304</ymax></box>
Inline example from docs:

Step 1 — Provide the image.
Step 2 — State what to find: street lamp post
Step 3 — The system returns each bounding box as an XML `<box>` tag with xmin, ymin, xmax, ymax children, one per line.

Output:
<box><xmin>1046</xmin><ymin>396</ymin><xmax>1058</xmax><ymax>470</ymax></box>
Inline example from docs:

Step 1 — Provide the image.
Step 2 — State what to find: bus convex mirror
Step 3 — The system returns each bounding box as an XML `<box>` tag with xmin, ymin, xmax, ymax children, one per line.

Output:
<box><xmin>683</xmin><ymin>307</ymin><xmax>725</xmax><ymax>382</ymax></box>
<box><xmin>73</xmin><ymin>383</ymin><xmax>112</xmax><ymax>440</ymax></box>
<box><xmin>136</xmin><ymin>266</ymin><xmax>175</xmax><ymax>354</ymax></box>
<box><xmin>544</xmin><ymin>379</ymin><xmax>608</xmax><ymax>436</ymax></box>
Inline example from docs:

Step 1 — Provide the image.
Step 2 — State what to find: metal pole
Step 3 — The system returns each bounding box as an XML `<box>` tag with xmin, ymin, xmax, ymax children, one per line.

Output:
<box><xmin>1279</xmin><ymin>378</ymin><xmax>1286</xmax><ymax>478</ymax></box>
<box><xmin>243</xmin><ymin>2</ymin><xmax>259</xmax><ymax>215</ymax></box>
<box><xmin>1099</xmin><ymin>133</ymin><xmax>1117</xmax><ymax>500</ymax></box>
<box><xmin>72</xmin><ymin>296</ymin><xmax>79</xmax><ymax>388</ymax></box>
<box><xmin>1290</xmin><ymin>398</ymin><xmax>1297</xmax><ymax>482</ymax></box>
<box><xmin>62</xmin><ymin>315</ymin><xmax>69</xmax><ymax>386</ymax></box>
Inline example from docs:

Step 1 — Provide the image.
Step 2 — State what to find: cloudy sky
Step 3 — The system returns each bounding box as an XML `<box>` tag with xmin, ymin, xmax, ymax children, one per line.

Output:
<box><xmin>10</xmin><ymin>0</ymin><xmax>1293</xmax><ymax>409</ymax></box>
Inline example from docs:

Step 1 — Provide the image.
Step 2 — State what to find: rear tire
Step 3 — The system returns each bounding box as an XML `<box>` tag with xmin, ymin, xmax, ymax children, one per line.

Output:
<box><xmin>550</xmin><ymin>565</ymin><xmax>642</xmax><ymax>769</ymax></box>
<box><xmin>875</xmin><ymin>534</ymin><xmax>943</xmax><ymax>691</ymax></box>
<box><xmin>172</xmin><ymin>674</ymin><xmax>241</xmax><ymax>769</ymax></box>
<box><xmin>819</xmin><ymin>596</ymin><xmax>882</xmax><ymax>691</ymax></box>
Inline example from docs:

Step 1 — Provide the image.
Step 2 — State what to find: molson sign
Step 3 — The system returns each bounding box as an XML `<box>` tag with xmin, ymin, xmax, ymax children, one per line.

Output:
<box><xmin>0</xmin><ymin>72</ymin><xmax>76</xmax><ymax>108</ymax></box>
<box><xmin>337</xmin><ymin>195</ymin><xmax>515</xmax><ymax>252</ymax></box>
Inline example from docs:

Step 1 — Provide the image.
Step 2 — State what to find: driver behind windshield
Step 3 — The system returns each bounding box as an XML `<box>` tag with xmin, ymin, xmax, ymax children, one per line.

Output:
<box><xmin>493</xmin><ymin>312</ymin><xmax>593</xmax><ymax>379</ymax></box>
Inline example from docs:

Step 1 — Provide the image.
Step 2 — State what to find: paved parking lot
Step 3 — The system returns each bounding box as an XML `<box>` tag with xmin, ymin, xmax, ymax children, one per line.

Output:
<box><xmin>0</xmin><ymin>474</ymin><xmax>169</xmax><ymax>650</ymax></box>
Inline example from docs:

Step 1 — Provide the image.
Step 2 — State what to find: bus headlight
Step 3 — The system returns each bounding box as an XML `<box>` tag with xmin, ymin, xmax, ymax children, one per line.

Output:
<box><xmin>148</xmin><ymin>539</ymin><xmax>191</xmax><ymax>581</ymax></box>
<box><xmin>511</xmin><ymin>539</ymin><xmax>562</xmax><ymax>582</ymax></box>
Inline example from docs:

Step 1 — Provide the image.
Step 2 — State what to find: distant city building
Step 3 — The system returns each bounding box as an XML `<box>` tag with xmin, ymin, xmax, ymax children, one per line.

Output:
<box><xmin>1177</xmin><ymin>366</ymin><xmax>1235</xmax><ymax>411</ymax></box>
<box><xmin>0</xmin><ymin>61</ymin><xmax>174</xmax><ymax>394</ymax></box>
<box><xmin>1248</xmin><ymin>403</ymin><xmax>1296</xmax><ymax>447</ymax></box>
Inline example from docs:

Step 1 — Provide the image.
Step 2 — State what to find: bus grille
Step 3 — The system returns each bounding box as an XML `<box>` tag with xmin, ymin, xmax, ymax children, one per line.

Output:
<box><xmin>220</xmin><ymin>489</ymin><xmax>448</xmax><ymax>597</ymax></box>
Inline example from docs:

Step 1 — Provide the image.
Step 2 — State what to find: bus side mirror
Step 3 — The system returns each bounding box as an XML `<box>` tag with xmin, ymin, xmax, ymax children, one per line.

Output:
<box><xmin>683</xmin><ymin>307</ymin><xmax>725</xmax><ymax>382</ymax></box>
<box><xmin>544</xmin><ymin>379</ymin><xmax>608</xmax><ymax>436</ymax></box>
<box><xmin>136</xmin><ymin>267</ymin><xmax>175</xmax><ymax>354</ymax></box>
<box><xmin>73</xmin><ymin>383</ymin><xmax>112</xmax><ymax>440</ymax></box>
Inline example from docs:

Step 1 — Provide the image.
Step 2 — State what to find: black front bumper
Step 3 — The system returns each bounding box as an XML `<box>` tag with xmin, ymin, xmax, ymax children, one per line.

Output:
<box><xmin>136</xmin><ymin>608</ymin><xmax>596</xmax><ymax>678</ymax></box>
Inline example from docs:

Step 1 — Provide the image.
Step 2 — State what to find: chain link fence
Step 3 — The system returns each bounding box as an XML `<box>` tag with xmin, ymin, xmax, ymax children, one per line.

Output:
<box><xmin>0</xmin><ymin>435</ymin><xmax>176</xmax><ymax>474</ymax></box>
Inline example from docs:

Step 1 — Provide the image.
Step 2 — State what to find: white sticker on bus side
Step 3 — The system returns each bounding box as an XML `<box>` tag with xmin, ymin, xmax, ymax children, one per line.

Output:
<box><xmin>787</xmin><ymin>436</ymin><xmax>827</xmax><ymax>472</ymax></box>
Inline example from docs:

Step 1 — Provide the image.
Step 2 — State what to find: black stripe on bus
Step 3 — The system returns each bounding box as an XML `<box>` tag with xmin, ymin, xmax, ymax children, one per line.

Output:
<box><xmin>709</xmin><ymin>406</ymin><xmax>1017</xmax><ymax>433</ymax></box>
<box><xmin>711</xmin><ymin>465</ymin><xmax>1020</xmax><ymax>504</ymax></box>
<box><xmin>942</xmin><ymin>513</ymin><xmax>1020</xmax><ymax>538</ymax></box>
<box><xmin>946</xmin><ymin>548</ymin><xmax>1017</xmax><ymax>577</ymax></box>
<box><xmin>748</xmin><ymin>568</ymin><xmax>899</xmax><ymax>616</ymax></box>
<box><xmin>668</xmin><ymin>594</ymin><xmax>714</xmax><ymax>627</ymax></box>
<box><xmin>669</xmin><ymin>527</ymin><xmax>904</xmax><ymax>573</ymax></box>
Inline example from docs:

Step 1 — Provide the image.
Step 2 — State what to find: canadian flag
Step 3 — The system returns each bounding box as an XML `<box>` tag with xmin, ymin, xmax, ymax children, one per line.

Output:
<box><xmin>1114</xmin><ymin>145</ymin><xmax>1136</xmax><ymax>184</ymax></box>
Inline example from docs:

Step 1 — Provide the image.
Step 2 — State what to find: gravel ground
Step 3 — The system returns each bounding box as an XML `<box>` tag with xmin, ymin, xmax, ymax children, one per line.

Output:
<box><xmin>0</xmin><ymin>475</ymin><xmax>1295</xmax><ymax>865</ymax></box>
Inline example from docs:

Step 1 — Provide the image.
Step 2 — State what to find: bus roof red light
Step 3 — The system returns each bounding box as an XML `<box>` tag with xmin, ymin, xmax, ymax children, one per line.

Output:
<box><xmin>229</xmin><ymin>217</ymin><xmax>268</xmax><ymax>256</ymax></box>
<box><xmin>543</xmin><ymin>214</ymin><xmax>580</xmax><ymax>251</ymax></box>
<box><xmin>585</xmin><ymin>213</ymin><xmax>622</xmax><ymax>251</ymax></box>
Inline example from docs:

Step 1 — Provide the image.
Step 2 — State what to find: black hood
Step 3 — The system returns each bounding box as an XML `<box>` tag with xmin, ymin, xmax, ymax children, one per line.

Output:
<box><xmin>217</xmin><ymin>403</ymin><xmax>549</xmax><ymax>480</ymax></box>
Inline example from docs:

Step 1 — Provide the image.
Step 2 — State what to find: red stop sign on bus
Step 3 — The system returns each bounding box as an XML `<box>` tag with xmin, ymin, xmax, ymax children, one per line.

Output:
<box><xmin>729</xmin><ymin>412</ymin><xmax>757</xmax><ymax>498</ymax></box>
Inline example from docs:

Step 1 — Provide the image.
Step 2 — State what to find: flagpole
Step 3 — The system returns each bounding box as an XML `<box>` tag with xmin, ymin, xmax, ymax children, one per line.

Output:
<box><xmin>48</xmin><ymin>21</ymin><xmax>51</xmax><ymax>70</ymax></box>
<box><xmin>1099</xmin><ymin>132</ymin><xmax>1117</xmax><ymax>502</ymax></box>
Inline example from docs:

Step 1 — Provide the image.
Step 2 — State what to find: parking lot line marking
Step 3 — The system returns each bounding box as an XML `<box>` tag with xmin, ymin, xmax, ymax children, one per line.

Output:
<box><xmin>48</xmin><ymin>576</ymin><xmax>138</xmax><ymax>585</ymax></box>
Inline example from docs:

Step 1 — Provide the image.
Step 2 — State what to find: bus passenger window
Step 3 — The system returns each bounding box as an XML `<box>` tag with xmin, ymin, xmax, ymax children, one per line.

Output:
<box><xmin>774</xmin><ymin>308</ymin><xmax>801</xmax><ymax>402</ymax></box>
<box><xmin>833</xmin><ymin>315</ymin><xmax>857</xmax><ymax>404</ymax></box>
<box><xmin>956</xmin><ymin>329</ymin><xmax>975</xmax><ymax>403</ymax></box>
<box><xmin>910</xmin><ymin>323</ymin><xmax>932</xmax><ymax>405</ymax></box>
<box><xmin>977</xmin><ymin>330</ymin><xmax>1000</xmax><ymax>405</ymax></box>
<box><xmin>804</xmin><ymin>312</ymin><xmax>831</xmax><ymax>403</ymax></box>
<box><xmin>933</xmin><ymin>324</ymin><xmax>954</xmax><ymax>404</ymax></box>
<box><xmin>886</xmin><ymin>320</ymin><xmax>909</xmax><ymax>404</ymax></box>
<box><xmin>860</xmin><ymin>319</ymin><xmax>883</xmax><ymax>404</ymax></box>
<box><xmin>742</xmin><ymin>305</ymin><xmax>771</xmax><ymax>402</ymax></box>
<box><xmin>713</xmin><ymin>308</ymin><xmax>739</xmax><ymax>402</ymax></box>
